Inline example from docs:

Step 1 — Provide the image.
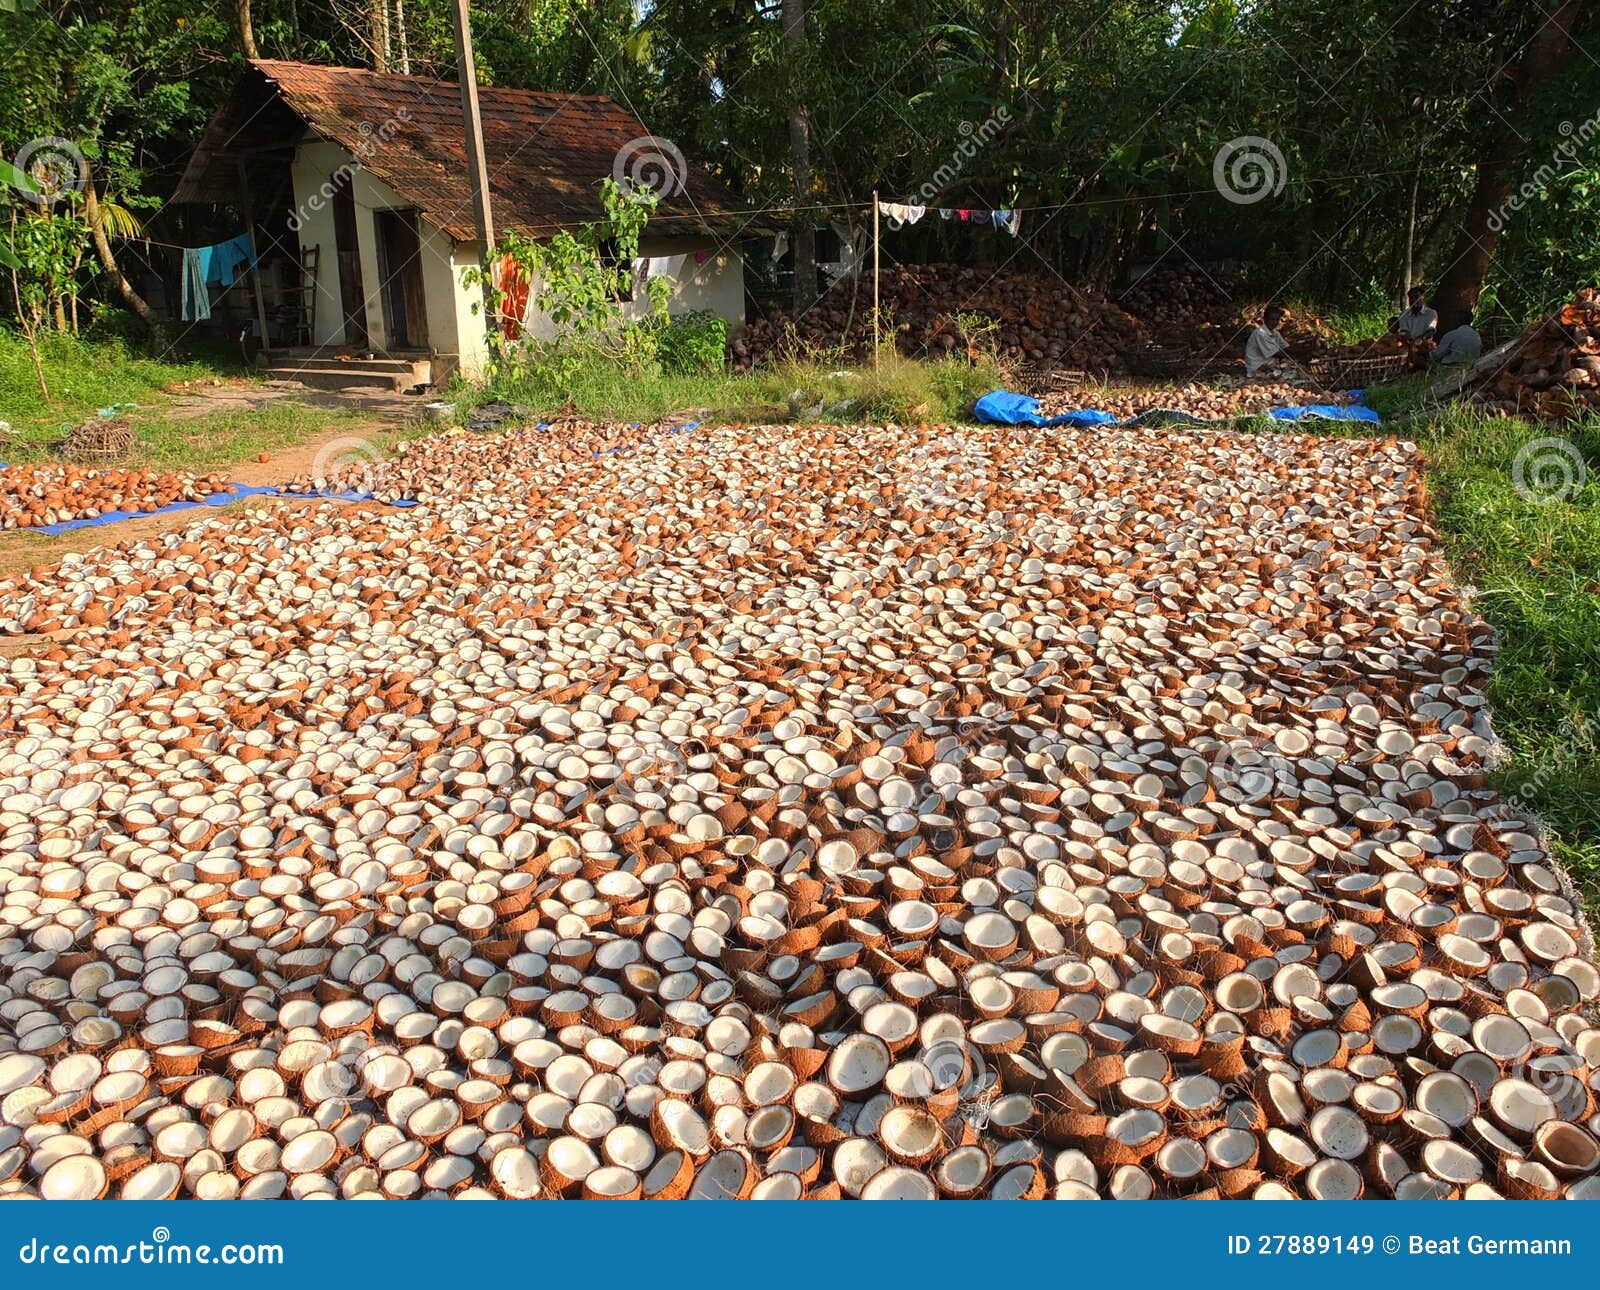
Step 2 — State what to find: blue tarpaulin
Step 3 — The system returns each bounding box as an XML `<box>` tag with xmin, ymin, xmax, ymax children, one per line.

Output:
<box><xmin>973</xmin><ymin>391</ymin><xmax>1118</xmax><ymax>427</ymax></box>
<box><xmin>32</xmin><ymin>482</ymin><xmax>418</xmax><ymax>537</ymax></box>
<box><xmin>1268</xmin><ymin>402</ymin><xmax>1382</xmax><ymax>424</ymax></box>
<box><xmin>972</xmin><ymin>388</ymin><xmax>1382</xmax><ymax>428</ymax></box>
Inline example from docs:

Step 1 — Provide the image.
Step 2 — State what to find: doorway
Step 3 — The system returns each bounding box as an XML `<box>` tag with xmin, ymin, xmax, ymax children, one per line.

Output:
<box><xmin>375</xmin><ymin>208</ymin><xmax>428</xmax><ymax>350</ymax></box>
<box><xmin>329</xmin><ymin>177</ymin><xmax>368</xmax><ymax>348</ymax></box>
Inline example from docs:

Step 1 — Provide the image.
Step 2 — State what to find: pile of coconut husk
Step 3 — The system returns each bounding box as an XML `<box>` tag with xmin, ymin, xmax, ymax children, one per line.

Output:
<box><xmin>1472</xmin><ymin>288</ymin><xmax>1600</xmax><ymax>419</ymax></box>
<box><xmin>730</xmin><ymin>264</ymin><xmax>1148</xmax><ymax>372</ymax></box>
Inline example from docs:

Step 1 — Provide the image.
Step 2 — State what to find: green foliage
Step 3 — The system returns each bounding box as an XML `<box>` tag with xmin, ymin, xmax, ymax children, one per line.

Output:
<box><xmin>464</xmin><ymin>180</ymin><xmax>674</xmax><ymax>387</ymax></box>
<box><xmin>0</xmin><ymin>327</ymin><xmax>233</xmax><ymax>450</ymax></box>
<box><xmin>1416</xmin><ymin>409</ymin><xmax>1600</xmax><ymax>892</ymax></box>
<box><xmin>656</xmin><ymin>311</ymin><xmax>728</xmax><ymax>374</ymax></box>
<box><xmin>462</xmin><ymin>350</ymin><xmax>998</xmax><ymax>429</ymax></box>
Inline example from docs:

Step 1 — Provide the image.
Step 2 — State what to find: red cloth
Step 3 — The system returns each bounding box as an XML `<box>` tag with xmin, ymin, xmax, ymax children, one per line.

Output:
<box><xmin>498</xmin><ymin>255</ymin><xmax>530</xmax><ymax>340</ymax></box>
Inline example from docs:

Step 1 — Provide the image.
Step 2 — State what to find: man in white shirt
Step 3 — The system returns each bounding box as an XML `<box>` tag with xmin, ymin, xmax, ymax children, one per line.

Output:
<box><xmin>1430</xmin><ymin>311</ymin><xmax>1482</xmax><ymax>366</ymax></box>
<box><xmin>1394</xmin><ymin>287</ymin><xmax>1438</xmax><ymax>340</ymax></box>
<box><xmin>1244</xmin><ymin>304</ymin><xmax>1290</xmax><ymax>378</ymax></box>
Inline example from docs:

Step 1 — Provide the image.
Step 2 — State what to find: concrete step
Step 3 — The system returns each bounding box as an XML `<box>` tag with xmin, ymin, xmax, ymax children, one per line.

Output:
<box><xmin>261</xmin><ymin>356</ymin><xmax>433</xmax><ymax>394</ymax></box>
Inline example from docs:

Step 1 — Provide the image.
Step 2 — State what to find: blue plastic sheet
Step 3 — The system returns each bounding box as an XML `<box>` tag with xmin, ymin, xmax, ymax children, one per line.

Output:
<box><xmin>973</xmin><ymin>390</ymin><xmax>1118</xmax><ymax>427</ymax></box>
<box><xmin>974</xmin><ymin>388</ymin><xmax>1382</xmax><ymax>429</ymax></box>
<box><xmin>1268</xmin><ymin>402</ymin><xmax>1383</xmax><ymax>424</ymax></box>
<box><xmin>33</xmin><ymin>482</ymin><xmax>416</xmax><ymax>537</ymax></box>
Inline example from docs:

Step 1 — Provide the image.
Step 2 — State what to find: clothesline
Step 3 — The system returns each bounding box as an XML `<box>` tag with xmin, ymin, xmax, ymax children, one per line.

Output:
<box><xmin>877</xmin><ymin>199</ymin><xmax>1022</xmax><ymax>236</ymax></box>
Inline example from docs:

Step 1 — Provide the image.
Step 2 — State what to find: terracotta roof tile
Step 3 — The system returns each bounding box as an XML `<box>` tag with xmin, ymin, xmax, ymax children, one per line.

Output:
<box><xmin>175</xmin><ymin>60</ymin><xmax>740</xmax><ymax>240</ymax></box>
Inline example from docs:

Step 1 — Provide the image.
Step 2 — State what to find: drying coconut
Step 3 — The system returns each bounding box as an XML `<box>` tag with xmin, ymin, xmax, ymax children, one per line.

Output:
<box><xmin>0</xmin><ymin>417</ymin><xmax>1594</xmax><ymax>1201</ymax></box>
<box><xmin>0</xmin><ymin>463</ymin><xmax>230</xmax><ymax>531</ymax></box>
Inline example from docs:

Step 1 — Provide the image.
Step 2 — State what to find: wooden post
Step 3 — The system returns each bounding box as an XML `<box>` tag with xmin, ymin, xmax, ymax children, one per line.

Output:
<box><xmin>236</xmin><ymin>157</ymin><xmax>273</xmax><ymax>357</ymax></box>
<box><xmin>451</xmin><ymin>0</ymin><xmax>496</xmax><ymax>328</ymax></box>
<box><xmin>872</xmin><ymin>187</ymin><xmax>880</xmax><ymax>368</ymax></box>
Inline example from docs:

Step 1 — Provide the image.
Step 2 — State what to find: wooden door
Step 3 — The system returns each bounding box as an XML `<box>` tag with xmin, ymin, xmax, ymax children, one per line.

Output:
<box><xmin>376</xmin><ymin>209</ymin><xmax>428</xmax><ymax>350</ymax></box>
<box><xmin>330</xmin><ymin>178</ymin><xmax>368</xmax><ymax>348</ymax></box>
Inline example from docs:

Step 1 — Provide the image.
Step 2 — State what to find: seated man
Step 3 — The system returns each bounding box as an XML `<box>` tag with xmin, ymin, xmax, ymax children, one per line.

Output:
<box><xmin>1394</xmin><ymin>287</ymin><xmax>1438</xmax><ymax>341</ymax></box>
<box><xmin>1430</xmin><ymin>311</ymin><xmax>1482</xmax><ymax>366</ymax></box>
<box><xmin>1244</xmin><ymin>304</ymin><xmax>1291</xmax><ymax>378</ymax></box>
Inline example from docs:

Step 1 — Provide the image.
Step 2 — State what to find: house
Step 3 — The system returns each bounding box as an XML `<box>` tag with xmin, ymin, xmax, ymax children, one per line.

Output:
<box><xmin>173</xmin><ymin>60</ymin><xmax>747</xmax><ymax>385</ymax></box>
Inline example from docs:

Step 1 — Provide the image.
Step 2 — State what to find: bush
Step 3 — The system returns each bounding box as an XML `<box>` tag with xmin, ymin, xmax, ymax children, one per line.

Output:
<box><xmin>657</xmin><ymin>311</ymin><xmax>728</xmax><ymax>374</ymax></box>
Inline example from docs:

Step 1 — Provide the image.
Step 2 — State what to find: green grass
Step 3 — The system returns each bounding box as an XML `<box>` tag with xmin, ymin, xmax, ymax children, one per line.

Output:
<box><xmin>455</xmin><ymin>349</ymin><xmax>1002</xmax><ymax>427</ymax></box>
<box><xmin>1</xmin><ymin>328</ymin><xmax>241</xmax><ymax>449</ymax></box>
<box><xmin>1404</xmin><ymin>408</ymin><xmax>1600</xmax><ymax>895</ymax></box>
<box><xmin>0</xmin><ymin>328</ymin><xmax>376</xmax><ymax>470</ymax></box>
<box><xmin>123</xmin><ymin>402</ymin><xmax>386</xmax><ymax>472</ymax></box>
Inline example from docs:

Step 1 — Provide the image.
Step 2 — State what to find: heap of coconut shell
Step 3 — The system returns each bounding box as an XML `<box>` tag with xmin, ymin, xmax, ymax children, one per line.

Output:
<box><xmin>1035</xmin><ymin>381</ymin><xmax>1352</xmax><ymax>423</ymax></box>
<box><xmin>0</xmin><ymin>464</ymin><xmax>231</xmax><ymax>531</ymax></box>
<box><xmin>1476</xmin><ymin>287</ymin><xmax>1600</xmax><ymax>420</ymax></box>
<box><xmin>729</xmin><ymin>265</ymin><xmax>1147</xmax><ymax>371</ymax></box>
<box><xmin>0</xmin><ymin>420</ymin><xmax>1596</xmax><ymax>1200</ymax></box>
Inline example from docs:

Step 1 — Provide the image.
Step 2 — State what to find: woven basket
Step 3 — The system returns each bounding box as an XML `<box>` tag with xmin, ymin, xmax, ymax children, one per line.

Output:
<box><xmin>1123</xmin><ymin>343</ymin><xmax>1193</xmax><ymax>380</ymax></box>
<box><xmin>60</xmin><ymin>419</ymin><xmax>136</xmax><ymax>465</ymax></box>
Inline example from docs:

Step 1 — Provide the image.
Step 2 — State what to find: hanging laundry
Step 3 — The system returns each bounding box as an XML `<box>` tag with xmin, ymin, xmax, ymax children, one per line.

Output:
<box><xmin>997</xmin><ymin>209</ymin><xmax>1023</xmax><ymax>236</ymax></box>
<box><xmin>207</xmin><ymin>233</ymin><xmax>257</xmax><ymax>287</ymax></box>
<box><xmin>180</xmin><ymin>248</ymin><xmax>211</xmax><ymax>322</ymax></box>
<box><xmin>770</xmin><ymin>232</ymin><xmax>789</xmax><ymax>260</ymax></box>
<box><xmin>956</xmin><ymin>209</ymin><xmax>974</xmax><ymax>222</ymax></box>
<box><xmin>939</xmin><ymin>209</ymin><xmax>956</xmax><ymax>221</ymax></box>
<box><xmin>878</xmin><ymin>201</ymin><xmax>927</xmax><ymax>226</ymax></box>
<box><xmin>497</xmin><ymin>254</ymin><xmax>530</xmax><ymax>340</ymax></box>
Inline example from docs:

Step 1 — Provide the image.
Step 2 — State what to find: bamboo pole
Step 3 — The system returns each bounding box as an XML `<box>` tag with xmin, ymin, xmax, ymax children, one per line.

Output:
<box><xmin>872</xmin><ymin>188</ymin><xmax>880</xmax><ymax>368</ymax></box>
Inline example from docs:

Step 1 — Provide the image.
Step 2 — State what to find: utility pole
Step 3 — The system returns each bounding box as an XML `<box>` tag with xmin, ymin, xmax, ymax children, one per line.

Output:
<box><xmin>451</xmin><ymin>0</ymin><xmax>496</xmax><ymax>320</ymax></box>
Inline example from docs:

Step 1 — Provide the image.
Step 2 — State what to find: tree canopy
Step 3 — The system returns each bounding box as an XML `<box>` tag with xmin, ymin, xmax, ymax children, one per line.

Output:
<box><xmin>2</xmin><ymin>0</ymin><xmax>1597</xmax><ymax>326</ymax></box>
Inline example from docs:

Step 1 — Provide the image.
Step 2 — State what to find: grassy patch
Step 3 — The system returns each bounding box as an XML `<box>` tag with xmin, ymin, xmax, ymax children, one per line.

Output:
<box><xmin>0</xmin><ymin>328</ymin><xmax>376</xmax><ymax>472</ymax></box>
<box><xmin>1367</xmin><ymin>401</ymin><xmax>1600</xmax><ymax>897</ymax></box>
<box><xmin>1</xmin><ymin>329</ymin><xmax>242</xmax><ymax>451</ymax></box>
<box><xmin>454</xmin><ymin>350</ymin><xmax>1001</xmax><ymax>428</ymax></box>
<box><xmin>126</xmin><ymin>402</ymin><xmax>384</xmax><ymax>472</ymax></box>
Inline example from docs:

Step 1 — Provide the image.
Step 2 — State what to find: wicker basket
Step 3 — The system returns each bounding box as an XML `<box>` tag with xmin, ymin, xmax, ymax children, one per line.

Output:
<box><xmin>59</xmin><ymin>418</ymin><xmax>136</xmax><ymax>466</ymax></box>
<box><xmin>1327</xmin><ymin>352</ymin><xmax>1410</xmax><ymax>389</ymax></box>
<box><xmin>1122</xmin><ymin>343</ymin><xmax>1193</xmax><ymax>380</ymax></box>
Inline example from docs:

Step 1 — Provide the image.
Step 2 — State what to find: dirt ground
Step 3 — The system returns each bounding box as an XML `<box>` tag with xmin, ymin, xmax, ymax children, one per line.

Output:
<box><xmin>158</xmin><ymin>377</ymin><xmax>425</xmax><ymax>424</ymax></box>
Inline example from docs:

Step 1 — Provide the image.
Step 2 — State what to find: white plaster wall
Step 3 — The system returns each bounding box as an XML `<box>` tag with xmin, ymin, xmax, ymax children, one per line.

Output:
<box><xmin>509</xmin><ymin>236</ymin><xmax>745</xmax><ymax>346</ymax></box>
<box><xmin>451</xmin><ymin>239</ymin><xmax>492</xmax><ymax>381</ymax></box>
<box><xmin>287</xmin><ymin>139</ymin><xmax>350</xmax><ymax>348</ymax></box>
<box><xmin>287</xmin><ymin>140</ymin><xmax>743</xmax><ymax>376</ymax></box>
<box><xmin>288</xmin><ymin>138</ymin><xmax>463</xmax><ymax>357</ymax></box>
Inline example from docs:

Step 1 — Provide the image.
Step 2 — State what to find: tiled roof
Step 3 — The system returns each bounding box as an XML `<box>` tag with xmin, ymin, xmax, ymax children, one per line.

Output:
<box><xmin>174</xmin><ymin>60</ymin><xmax>741</xmax><ymax>240</ymax></box>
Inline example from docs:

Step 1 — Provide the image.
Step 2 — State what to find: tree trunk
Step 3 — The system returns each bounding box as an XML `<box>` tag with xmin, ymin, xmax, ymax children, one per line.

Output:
<box><xmin>782</xmin><ymin>0</ymin><xmax>816</xmax><ymax>314</ymax></box>
<box><xmin>395</xmin><ymin>0</ymin><xmax>410</xmax><ymax>73</ymax></box>
<box><xmin>10</xmin><ymin>219</ymin><xmax>49</xmax><ymax>401</ymax></box>
<box><xmin>236</xmin><ymin>0</ymin><xmax>259</xmax><ymax>58</ymax></box>
<box><xmin>371</xmin><ymin>0</ymin><xmax>392</xmax><ymax>73</ymax></box>
<box><xmin>1402</xmin><ymin>156</ymin><xmax>1421</xmax><ymax>303</ymax></box>
<box><xmin>1434</xmin><ymin>1</ymin><xmax>1579</xmax><ymax>320</ymax></box>
<box><xmin>83</xmin><ymin>178</ymin><xmax>152</xmax><ymax>324</ymax></box>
